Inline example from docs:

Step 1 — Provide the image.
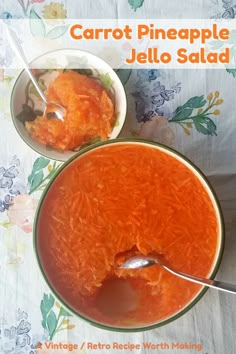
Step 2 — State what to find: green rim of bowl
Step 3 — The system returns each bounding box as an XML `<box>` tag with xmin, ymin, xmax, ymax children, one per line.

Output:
<box><xmin>10</xmin><ymin>48</ymin><xmax>127</xmax><ymax>161</ymax></box>
<box><xmin>33</xmin><ymin>138</ymin><xmax>225</xmax><ymax>332</ymax></box>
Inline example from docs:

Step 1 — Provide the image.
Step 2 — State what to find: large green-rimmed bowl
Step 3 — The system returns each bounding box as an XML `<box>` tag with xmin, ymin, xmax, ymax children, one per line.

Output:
<box><xmin>10</xmin><ymin>49</ymin><xmax>127</xmax><ymax>161</ymax></box>
<box><xmin>33</xmin><ymin>138</ymin><xmax>224</xmax><ymax>332</ymax></box>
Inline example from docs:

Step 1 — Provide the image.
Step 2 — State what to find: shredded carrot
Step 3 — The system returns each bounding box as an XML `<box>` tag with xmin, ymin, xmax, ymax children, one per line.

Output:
<box><xmin>25</xmin><ymin>71</ymin><xmax>115</xmax><ymax>151</ymax></box>
<box><xmin>37</xmin><ymin>143</ymin><xmax>219</xmax><ymax>327</ymax></box>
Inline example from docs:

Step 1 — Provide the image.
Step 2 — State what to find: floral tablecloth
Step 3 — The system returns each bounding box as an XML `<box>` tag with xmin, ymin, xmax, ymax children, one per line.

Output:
<box><xmin>0</xmin><ymin>1</ymin><xmax>236</xmax><ymax>354</ymax></box>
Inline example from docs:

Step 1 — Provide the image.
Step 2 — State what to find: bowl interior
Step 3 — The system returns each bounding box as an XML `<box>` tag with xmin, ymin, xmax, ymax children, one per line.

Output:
<box><xmin>11</xmin><ymin>49</ymin><xmax>127</xmax><ymax>161</ymax></box>
<box><xmin>34</xmin><ymin>139</ymin><xmax>224</xmax><ymax>331</ymax></box>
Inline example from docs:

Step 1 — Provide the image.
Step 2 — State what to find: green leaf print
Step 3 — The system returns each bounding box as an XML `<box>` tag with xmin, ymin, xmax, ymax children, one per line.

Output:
<box><xmin>128</xmin><ymin>0</ymin><xmax>145</xmax><ymax>11</ymax></box>
<box><xmin>193</xmin><ymin>117</ymin><xmax>217</xmax><ymax>136</ymax></box>
<box><xmin>171</xmin><ymin>108</ymin><xmax>193</xmax><ymax>121</ymax></box>
<box><xmin>226</xmin><ymin>68</ymin><xmax>236</xmax><ymax>77</ymax></box>
<box><xmin>41</xmin><ymin>293</ymin><xmax>55</xmax><ymax>315</ymax></box>
<box><xmin>29</xmin><ymin>8</ymin><xmax>46</xmax><ymax>37</ymax></box>
<box><xmin>28</xmin><ymin>160</ymin><xmax>61</xmax><ymax>194</ymax></box>
<box><xmin>193</xmin><ymin>120</ymin><xmax>211</xmax><ymax>135</ymax></box>
<box><xmin>59</xmin><ymin>307</ymin><xmax>73</xmax><ymax>317</ymax></box>
<box><xmin>205</xmin><ymin>118</ymin><xmax>217</xmax><ymax>136</ymax></box>
<box><xmin>175</xmin><ymin>105</ymin><xmax>184</xmax><ymax>114</ymax></box>
<box><xmin>170</xmin><ymin>92</ymin><xmax>223</xmax><ymax>136</ymax></box>
<box><xmin>182</xmin><ymin>95</ymin><xmax>206</xmax><ymax>109</ymax></box>
<box><xmin>46</xmin><ymin>25</ymin><xmax>69</xmax><ymax>39</ymax></box>
<box><xmin>115</xmin><ymin>69</ymin><xmax>132</xmax><ymax>85</ymax></box>
<box><xmin>29</xmin><ymin>170</ymin><xmax>43</xmax><ymax>193</ymax></box>
<box><xmin>208</xmin><ymin>40</ymin><xmax>224</xmax><ymax>50</ymax></box>
<box><xmin>32</xmin><ymin>157</ymin><xmax>50</xmax><ymax>173</ymax></box>
<box><xmin>47</xmin><ymin>310</ymin><xmax>57</xmax><ymax>339</ymax></box>
<box><xmin>40</xmin><ymin>293</ymin><xmax>55</xmax><ymax>329</ymax></box>
<box><xmin>39</xmin><ymin>293</ymin><xmax>76</xmax><ymax>340</ymax></box>
<box><xmin>228</xmin><ymin>30</ymin><xmax>236</xmax><ymax>44</ymax></box>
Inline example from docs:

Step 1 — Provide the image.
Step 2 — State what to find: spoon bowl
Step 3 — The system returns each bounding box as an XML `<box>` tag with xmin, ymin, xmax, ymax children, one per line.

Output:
<box><xmin>43</xmin><ymin>101</ymin><xmax>66</xmax><ymax>121</ymax></box>
<box><xmin>7</xmin><ymin>26</ymin><xmax>65</xmax><ymax>121</ymax></box>
<box><xmin>119</xmin><ymin>252</ymin><xmax>236</xmax><ymax>295</ymax></box>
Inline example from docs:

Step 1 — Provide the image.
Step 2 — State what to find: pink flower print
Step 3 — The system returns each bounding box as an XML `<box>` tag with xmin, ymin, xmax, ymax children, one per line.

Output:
<box><xmin>7</xmin><ymin>194</ymin><xmax>38</xmax><ymax>233</ymax></box>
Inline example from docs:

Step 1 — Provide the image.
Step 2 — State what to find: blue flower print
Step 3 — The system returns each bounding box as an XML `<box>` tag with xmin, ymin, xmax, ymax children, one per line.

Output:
<box><xmin>0</xmin><ymin>156</ymin><xmax>27</xmax><ymax>213</ymax></box>
<box><xmin>0</xmin><ymin>309</ymin><xmax>38</xmax><ymax>354</ymax></box>
<box><xmin>0</xmin><ymin>12</ymin><xmax>13</xmax><ymax>19</ymax></box>
<box><xmin>222</xmin><ymin>0</ymin><xmax>236</xmax><ymax>18</ymax></box>
<box><xmin>137</xmin><ymin>69</ymin><xmax>160</xmax><ymax>82</ymax></box>
<box><xmin>132</xmin><ymin>72</ymin><xmax>181</xmax><ymax>123</ymax></box>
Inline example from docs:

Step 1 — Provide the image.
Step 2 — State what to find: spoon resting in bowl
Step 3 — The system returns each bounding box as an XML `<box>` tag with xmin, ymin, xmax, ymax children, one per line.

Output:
<box><xmin>7</xmin><ymin>27</ymin><xmax>65</xmax><ymax>121</ymax></box>
<box><xmin>118</xmin><ymin>253</ymin><xmax>236</xmax><ymax>295</ymax></box>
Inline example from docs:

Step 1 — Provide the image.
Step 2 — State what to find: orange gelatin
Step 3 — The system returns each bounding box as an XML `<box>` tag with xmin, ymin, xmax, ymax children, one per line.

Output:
<box><xmin>37</xmin><ymin>143</ymin><xmax>220</xmax><ymax>328</ymax></box>
<box><xmin>25</xmin><ymin>71</ymin><xmax>115</xmax><ymax>151</ymax></box>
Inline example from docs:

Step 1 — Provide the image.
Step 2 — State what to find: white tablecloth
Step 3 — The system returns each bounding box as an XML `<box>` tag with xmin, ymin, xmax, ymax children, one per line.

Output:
<box><xmin>0</xmin><ymin>1</ymin><xmax>236</xmax><ymax>353</ymax></box>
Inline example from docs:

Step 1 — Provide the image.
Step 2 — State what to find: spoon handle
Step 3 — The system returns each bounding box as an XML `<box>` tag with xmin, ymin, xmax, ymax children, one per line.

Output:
<box><xmin>163</xmin><ymin>264</ymin><xmax>236</xmax><ymax>294</ymax></box>
<box><xmin>6</xmin><ymin>27</ymin><xmax>48</xmax><ymax>104</ymax></box>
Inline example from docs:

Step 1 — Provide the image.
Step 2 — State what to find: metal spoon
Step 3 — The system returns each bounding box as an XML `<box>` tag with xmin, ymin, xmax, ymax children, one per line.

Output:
<box><xmin>118</xmin><ymin>254</ymin><xmax>236</xmax><ymax>294</ymax></box>
<box><xmin>7</xmin><ymin>27</ymin><xmax>65</xmax><ymax>121</ymax></box>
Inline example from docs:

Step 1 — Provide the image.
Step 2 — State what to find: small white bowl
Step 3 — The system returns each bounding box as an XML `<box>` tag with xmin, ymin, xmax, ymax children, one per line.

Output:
<box><xmin>11</xmin><ymin>49</ymin><xmax>127</xmax><ymax>161</ymax></box>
